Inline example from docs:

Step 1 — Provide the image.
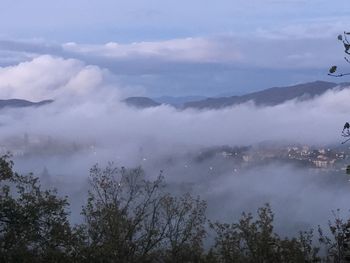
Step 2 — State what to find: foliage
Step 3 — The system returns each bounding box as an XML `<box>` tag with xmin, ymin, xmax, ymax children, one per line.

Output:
<box><xmin>0</xmin><ymin>154</ymin><xmax>77</xmax><ymax>262</ymax></box>
<box><xmin>210</xmin><ymin>204</ymin><xmax>320</xmax><ymax>263</ymax></box>
<box><xmin>2</xmin><ymin>154</ymin><xmax>350</xmax><ymax>262</ymax></box>
<box><xmin>318</xmin><ymin>210</ymin><xmax>350</xmax><ymax>263</ymax></box>
<box><xmin>70</xmin><ymin>163</ymin><xmax>206</xmax><ymax>263</ymax></box>
<box><xmin>329</xmin><ymin>31</ymin><xmax>350</xmax><ymax>77</ymax></box>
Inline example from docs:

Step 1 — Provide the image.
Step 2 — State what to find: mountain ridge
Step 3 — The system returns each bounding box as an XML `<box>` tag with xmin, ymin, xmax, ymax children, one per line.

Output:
<box><xmin>0</xmin><ymin>99</ymin><xmax>53</xmax><ymax>109</ymax></box>
<box><xmin>123</xmin><ymin>97</ymin><xmax>161</xmax><ymax>108</ymax></box>
<box><xmin>124</xmin><ymin>81</ymin><xmax>350</xmax><ymax>109</ymax></box>
<box><xmin>183</xmin><ymin>81</ymin><xmax>346</xmax><ymax>109</ymax></box>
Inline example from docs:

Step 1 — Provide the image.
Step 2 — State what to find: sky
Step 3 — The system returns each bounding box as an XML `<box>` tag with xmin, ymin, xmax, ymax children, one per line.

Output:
<box><xmin>1</xmin><ymin>0</ymin><xmax>349</xmax><ymax>42</ymax></box>
<box><xmin>1</xmin><ymin>0</ymin><xmax>350</xmax><ymax>96</ymax></box>
<box><xmin>2</xmin><ymin>2</ymin><xmax>350</xmax><ymax>231</ymax></box>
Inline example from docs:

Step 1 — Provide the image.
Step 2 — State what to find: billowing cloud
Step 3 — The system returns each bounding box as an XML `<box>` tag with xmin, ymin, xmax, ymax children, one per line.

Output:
<box><xmin>0</xmin><ymin>55</ymin><xmax>116</xmax><ymax>101</ymax></box>
<box><xmin>0</xmin><ymin>56</ymin><xmax>349</xmax><ymax>231</ymax></box>
<box><xmin>0</xmin><ymin>55</ymin><xmax>348</xmax><ymax>147</ymax></box>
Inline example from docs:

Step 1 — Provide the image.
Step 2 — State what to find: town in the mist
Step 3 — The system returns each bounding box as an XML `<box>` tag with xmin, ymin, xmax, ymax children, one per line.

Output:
<box><xmin>2</xmin><ymin>1</ymin><xmax>350</xmax><ymax>262</ymax></box>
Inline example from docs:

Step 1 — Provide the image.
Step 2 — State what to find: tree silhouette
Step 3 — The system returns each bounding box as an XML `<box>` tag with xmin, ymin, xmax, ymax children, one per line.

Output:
<box><xmin>329</xmin><ymin>32</ymin><xmax>350</xmax><ymax>77</ymax></box>
<box><xmin>3</xmin><ymin>153</ymin><xmax>350</xmax><ymax>262</ymax></box>
<box><xmin>0</xmin><ymin>154</ymin><xmax>77</xmax><ymax>262</ymax></box>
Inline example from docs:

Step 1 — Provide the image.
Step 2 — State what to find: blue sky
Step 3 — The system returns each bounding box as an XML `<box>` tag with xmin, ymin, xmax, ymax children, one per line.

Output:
<box><xmin>1</xmin><ymin>0</ymin><xmax>350</xmax><ymax>96</ymax></box>
<box><xmin>2</xmin><ymin>0</ymin><xmax>349</xmax><ymax>42</ymax></box>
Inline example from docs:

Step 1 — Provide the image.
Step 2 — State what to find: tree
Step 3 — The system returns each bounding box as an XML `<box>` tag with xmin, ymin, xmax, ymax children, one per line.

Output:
<box><xmin>0</xmin><ymin>154</ymin><xmax>78</xmax><ymax>262</ymax></box>
<box><xmin>0</xmin><ymin>155</ymin><xmax>207</xmax><ymax>262</ymax></box>
<box><xmin>78</xmin><ymin>163</ymin><xmax>207</xmax><ymax>263</ymax></box>
<box><xmin>318</xmin><ymin>210</ymin><xmax>350</xmax><ymax>263</ymax></box>
<box><xmin>4</xmin><ymin>153</ymin><xmax>350</xmax><ymax>262</ymax></box>
<box><xmin>161</xmin><ymin>193</ymin><xmax>207</xmax><ymax>262</ymax></box>
<box><xmin>329</xmin><ymin>31</ymin><xmax>350</xmax><ymax>77</ymax></box>
<box><xmin>210</xmin><ymin>204</ymin><xmax>320</xmax><ymax>263</ymax></box>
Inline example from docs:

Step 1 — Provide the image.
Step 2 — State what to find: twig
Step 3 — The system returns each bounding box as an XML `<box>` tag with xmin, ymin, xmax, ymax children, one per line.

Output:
<box><xmin>328</xmin><ymin>73</ymin><xmax>350</xmax><ymax>77</ymax></box>
<box><xmin>341</xmin><ymin>137</ymin><xmax>350</xmax><ymax>144</ymax></box>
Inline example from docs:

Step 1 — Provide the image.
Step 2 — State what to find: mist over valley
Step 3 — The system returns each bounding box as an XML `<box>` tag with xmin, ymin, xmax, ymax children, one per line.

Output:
<box><xmin>2</xmin><ymin>3</ymin><xmax>350</xmax><ymax>259</ymax></box>
<box><xmin>1</xmin><ymin>57</ymin><xmax>350</xmax><ymax>233</ymax></box>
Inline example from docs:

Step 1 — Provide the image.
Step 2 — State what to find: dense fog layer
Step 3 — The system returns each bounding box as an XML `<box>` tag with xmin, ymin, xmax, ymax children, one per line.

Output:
<box><xmin>1</xmin><ymin>55</ymin><xmax>350</xmax><ymax>231</ymax></box>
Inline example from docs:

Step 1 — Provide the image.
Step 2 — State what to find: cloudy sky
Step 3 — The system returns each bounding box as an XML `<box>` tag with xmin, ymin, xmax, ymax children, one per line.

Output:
<box><xmin>1</xmin><ymin>0</ymin><xmax>350</xmax><ymax>96</ymax></box>
<box><xmin>2</xmin><ymin>1</ymin><xmax>350</xmax><ymax>229</ymax></box>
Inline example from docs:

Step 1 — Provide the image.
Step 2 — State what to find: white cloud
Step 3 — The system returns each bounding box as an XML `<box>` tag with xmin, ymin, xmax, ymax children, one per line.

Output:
<box><xmin>0</xmin><ymin>55</ymin><xmax>115</xmax><ymax>101</ymax></box>
<box><xmin>63</xmin><ymin>37</ymin><xmax>242</xmax><ymax>63</ymax></box>
<box><xmin>59</xmin><ymin>33</ymin><xmax>344</xmax><ymax>71</ymax></box>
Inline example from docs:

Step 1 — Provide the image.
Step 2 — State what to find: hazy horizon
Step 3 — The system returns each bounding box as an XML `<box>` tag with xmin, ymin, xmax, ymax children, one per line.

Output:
<box><xmin>2</xmin><ymin>0</ymin><xmax>350</xmax><ymax>241</ymax></box>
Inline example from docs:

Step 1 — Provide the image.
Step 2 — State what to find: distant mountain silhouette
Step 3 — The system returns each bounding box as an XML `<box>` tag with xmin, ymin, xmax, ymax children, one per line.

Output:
<box><xmin>0</xmin><ymin>99</ymin><xmax>53</xmax><ymax>109</ymax></box>
<box><xmin>153</xmin><ymin>96</ymin><xmax>207</xmax><ymax>107</ymax></box>
<box><xmin>183</xmin><ymin>81</ymin><xmax>348</xmax><ymax>109</ymax></box>
<box><xmin>124</xmin><ymin>97</ymin><xmax>161</xmax><ymax>108</ymax></box>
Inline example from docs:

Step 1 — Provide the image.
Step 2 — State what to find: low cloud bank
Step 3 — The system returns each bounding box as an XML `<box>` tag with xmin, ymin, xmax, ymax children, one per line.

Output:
<box><xmin>0</xmin><ymin>56</ymin><xmax>349</xmax><ymax>231</ymax></box>
<box><xmin>0</xmin><ymin>55</ymin><xmax>348</xmax><ymax>169</ymax></box>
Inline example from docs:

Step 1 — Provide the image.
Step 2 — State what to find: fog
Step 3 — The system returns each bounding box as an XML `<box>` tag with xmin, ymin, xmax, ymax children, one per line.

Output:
<box><xmin>1</xmin><ymin>55</ymin><xmax>350</xmax><ymax>233</ymax></box>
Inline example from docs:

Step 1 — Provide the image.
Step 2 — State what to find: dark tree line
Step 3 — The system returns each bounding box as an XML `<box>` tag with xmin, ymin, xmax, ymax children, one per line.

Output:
<box><xmin>1</xmin><ymin>154</ymin><xmax>350</xmax><ymax>262</ymax></box>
